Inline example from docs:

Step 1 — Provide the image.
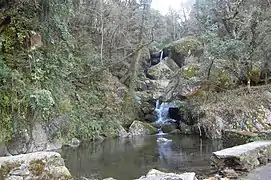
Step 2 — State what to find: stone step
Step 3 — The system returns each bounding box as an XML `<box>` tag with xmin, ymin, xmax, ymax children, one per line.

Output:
<box><xmin>211</xmin><ymin>141</ymin><xmax>271</xmax><ymax>172</ymax></box>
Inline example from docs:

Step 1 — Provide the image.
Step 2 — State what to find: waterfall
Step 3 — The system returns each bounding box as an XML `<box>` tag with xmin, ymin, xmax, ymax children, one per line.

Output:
<box><xmin>154</xmin><ymin>100</ymin><xmax>177</xmax><ymax>124</ymax></box>
<box><xmin>159</xmin><ymin>50</ymin><xmax>164</xmax><ymax>62</ymax></box>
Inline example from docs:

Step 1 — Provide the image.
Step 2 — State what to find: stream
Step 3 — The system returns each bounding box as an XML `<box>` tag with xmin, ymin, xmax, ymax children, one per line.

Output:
<box><xmin>61</xmin><ymin>135</ymin><xmax>227</xmax><ymax>180</ymax></box>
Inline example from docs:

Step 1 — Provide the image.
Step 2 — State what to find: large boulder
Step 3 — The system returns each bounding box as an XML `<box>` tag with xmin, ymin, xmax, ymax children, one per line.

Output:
<box><xmin>137</xmin><ymin>169</ymin><xmax>198</xmax><ymax>180</ymax></box>
<box><xmin>6</xmin><ymin>121</ymin><xmax>64</xmax><ymax>156</ymax></box>
<box><xmin>208</xmin><ymin>59</ymin><xmax>239</xmax><ymax>92</ymax></box>
<box><xmin>163</xmin><ymin>36</ymin><xmax>203</xmax><ymax>68</ymax></box>
<box><xmin>164</xmin><ymin>57</ymin><xmax>180</xmax><ymax>72</ymax></box>
<box><xmin>0</xmin><ymin>152</ymin><xmax>72</xmax><ymax>180</ymax></box>
<box><xmin>147</xmin><ymin>61</ymin><xmax>174</xmax><ymax>80</ymax></box>
<box><xmin>128</xmin><ymin>121</ymin><xmax>157</xmax><ymax>136</ymax></box>
<box><xmin>211</xmin><ymin>141</ymin><xmax>271</xmax><ymax>172</ymax></box>
<box><xmin>162</xmin><ymin>70</ymin><xmax>203</xmax><ymax>101</ymax></box>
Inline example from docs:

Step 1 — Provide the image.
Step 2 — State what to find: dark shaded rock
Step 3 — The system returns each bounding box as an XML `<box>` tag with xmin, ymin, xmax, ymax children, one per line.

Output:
<box><xmin>179</xmin><ymin>123</ymin><xmax>193</xmax><ymax>135</ymax></box>
<box><xmin>161</xmin><ymin>123</ymin><xmax>178</xmax><ymax>133</ymax></box>
<box><xmin>144</xmin><ymin>114</ymin><xmax>156</xmax><ymax>123</ymax></box>
<box><xmin>223</xmin><ymin>130</ymin><xmax>258</xmax><ymax>147</ymax></box>
<box><xmin>168</xmin><ymin>107</ymin><xmax>181</xmax><ymax>121</ymax></box>
<box><xmin>170</xmin><ymin>129</ymin><xmax>181</xmax><ymax>134</ymax></box>
<box><xmin>221</xmin><ymin>168</ymin><xmax>238</xmax><ymax>179</ymax></box>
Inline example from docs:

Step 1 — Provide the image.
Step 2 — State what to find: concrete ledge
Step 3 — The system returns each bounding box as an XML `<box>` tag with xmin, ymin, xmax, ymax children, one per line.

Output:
<box><xmin>211</xmin><ymin>141</ymin><xmax>271</xmax><ymax>171</ymax></box>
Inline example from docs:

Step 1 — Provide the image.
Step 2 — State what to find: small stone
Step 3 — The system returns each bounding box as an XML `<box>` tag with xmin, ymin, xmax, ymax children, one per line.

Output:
<box><xmin>71</xmin><ymin>138</ymin><xmax>80</xmax><ymax>147</ymax></box>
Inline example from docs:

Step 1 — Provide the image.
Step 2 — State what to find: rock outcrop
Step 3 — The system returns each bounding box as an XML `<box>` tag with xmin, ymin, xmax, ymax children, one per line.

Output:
<box><xmin>137</xmin><ymin>169</ymin><xmax>198</xmax><ymax>180</ymax></box>
<box><xmin>128</xmin><ymin>121</ymin><xmax>157</xmax><ymax>136</ymax></box>
<box><xmin>162</xmin><ymin>36</ymin><xmax>203</xmax><ymax>68</ymax></box>
<box><xmin>5</xmin><ymin>120</ymin><xmax>64</xmax><ymax>156</ymax></box>
<box><xmin>147</xmin><ymin>61</ymin><xmax>174</xmax><ymax>80</ymax></box>
<box><xmin>0</xmin><ymin>151</ymin><xmax>72</xmax><ymax>180</ymax></box>
<box><xmin>211</xmin><ymin>141</ymin><xmax>271</xmax><ymax>172</ymax></box>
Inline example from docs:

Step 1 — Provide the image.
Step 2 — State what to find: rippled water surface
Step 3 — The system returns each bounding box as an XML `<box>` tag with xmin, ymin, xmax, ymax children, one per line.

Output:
<box><xmin>61</xmin><ymin>135</ymin><xmax>226</xmax><ymax>180</ymax></box>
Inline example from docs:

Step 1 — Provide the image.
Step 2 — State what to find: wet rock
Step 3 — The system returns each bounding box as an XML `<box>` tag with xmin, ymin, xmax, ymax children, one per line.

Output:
<box><xmin>0</xmin><ymin>152</ymin><xmax>72</xmax><ymax>180</ymax></box>
<box><xmin>71</xmin><ymin>138</ymin><xmax>81</xmax><ymax>147</ymax></box>
<box><xmin>211</xmin><ymin>141</ymin><xmax>271</xmax><ymax>172</ymax></box>
<box><xmin>156</xmin><ymin>137</ymin><xmax>172</xmax><ymax>143</ymax></box>
<box><xmin>144</xmin><ymin>114</ymin><xmax>156</xmax><ymax>123</ymax></box>
<box><xmin>161</xmin><ymin>123</ymin><xmax>178</xmax><ymax>133</ymax></box>
<box><xmin>129</xmin><ymin>121</ymin><xmax>157</xmax><ymax>136</ymax></box>
<box><xmin>168</xmin><ymin>107</ymin><xmax>181</xmax><ymax>120</ymax></box>
<box><xmin>141</xmin><ymin>102</ymin><xmax>155</xmax><ymax>114</ymax></box>
<box><xmin>137</xmin><ymin>169</ymin><xmax>198</xmax><ymax>180</ymax></box>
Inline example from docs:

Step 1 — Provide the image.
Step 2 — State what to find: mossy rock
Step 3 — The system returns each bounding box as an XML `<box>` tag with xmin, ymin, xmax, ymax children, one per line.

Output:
<box><xmin>0</xmin><ymin>162</ymin><xmax>21</xmax><ymax>179</ymax></box>
<box><xmin>223</xmin><ymin>130</ymin><xmax>259</xmax><ymax>147</ymax></box>
<box><xmin>147</xmin><ymin>62</ymin><xmax>174</xmax><ymax>80</ymax></box>
<box><xmin>29</xmin><ymin>160</ymin><xmax>46</xmax><ymax>176</ymax></box>
<box><xmin>182</xmin><ymin>63</ymin><xmax>201</xmax><ymax>79</ymax></box>
<box><xmin>209</xmin><ymin>59</ymin><xmax>238</xmax><ymax>91</ymax></box>
<box><xmin>163</xmin><ymin>36</ymin><xmax>203</xmax><ymax>67</ymax></box>
<box><xmin>246</xmin><ymin>62</ymin><xmax>262</xmax><ymax>84</ymax></box>
<box><xmin>129</xmin><ymin>120</ymin><xmax>157</xmax><ymax>136</ymax></box>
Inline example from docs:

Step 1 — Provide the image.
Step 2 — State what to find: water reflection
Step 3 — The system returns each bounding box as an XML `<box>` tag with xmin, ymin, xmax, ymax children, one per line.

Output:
<box><xmin>61</xmin><ymin>135</ymin><xmax>225</xmax><ymax>180</ymax></box>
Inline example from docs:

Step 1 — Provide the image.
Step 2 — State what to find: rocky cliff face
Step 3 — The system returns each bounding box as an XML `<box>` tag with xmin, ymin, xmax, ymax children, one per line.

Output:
<box><xmin>138</xmin><ymin>36</ymin><xmax>271</xmax><ymax>139</ymax></box>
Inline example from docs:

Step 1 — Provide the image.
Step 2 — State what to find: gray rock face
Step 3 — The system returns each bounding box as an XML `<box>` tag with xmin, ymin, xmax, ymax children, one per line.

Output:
<box><xmin>117</xmin><ymin>126</ymin><xmax>130</xmax><ymax>138</ymax></box>
<box><xmin>137</xmin><ymin>169</ymin><xmax>198</xmax><ymax>180</ymax></box>
<box><xmin>0</xmin><ymin>151</ymin><xmax>72</xmax><ymax>180</ymax></box>
<box><xmin>211</xmin><ymin>141</ymin><xmax>271</xmax><ymax>171</ymax></box>
<box><xmin>6</xmin><ymin>122</ymin><xmax>63</xmax><ymax>156</ymax></box>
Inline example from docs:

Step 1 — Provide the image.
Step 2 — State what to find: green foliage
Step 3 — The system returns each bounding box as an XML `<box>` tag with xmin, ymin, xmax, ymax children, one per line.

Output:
<box><xmin>183</xmin><ymin>64</ymin><xmax>201</xmax><ymax>79</ymax></box>
<box><xmin>0</xmin><ymin>55</ymin><xmax>10</xmax><ymax>82</ymax></box>
<box><xmin>29</xmin><ymin>89</ymin><xmax>55</xmax><ymax>111</ymax></box>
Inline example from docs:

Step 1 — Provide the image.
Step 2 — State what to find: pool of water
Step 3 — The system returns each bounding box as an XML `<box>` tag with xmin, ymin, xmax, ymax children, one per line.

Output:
<box><xmin>61</xmin><ymin>135</ymin><xmax>225</xmax><ymax>180</ymax></box>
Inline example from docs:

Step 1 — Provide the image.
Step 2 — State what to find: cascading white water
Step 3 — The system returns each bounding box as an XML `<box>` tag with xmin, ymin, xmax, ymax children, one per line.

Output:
<box><xmin>154</xmin><ymin>100</ymin><xmax>177</xmax><ymax>124</ymax></box>
<box><xmin>159</xmin><ymin>50</ymin><xmax>164</xmax><ymax>62</ymax></box>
